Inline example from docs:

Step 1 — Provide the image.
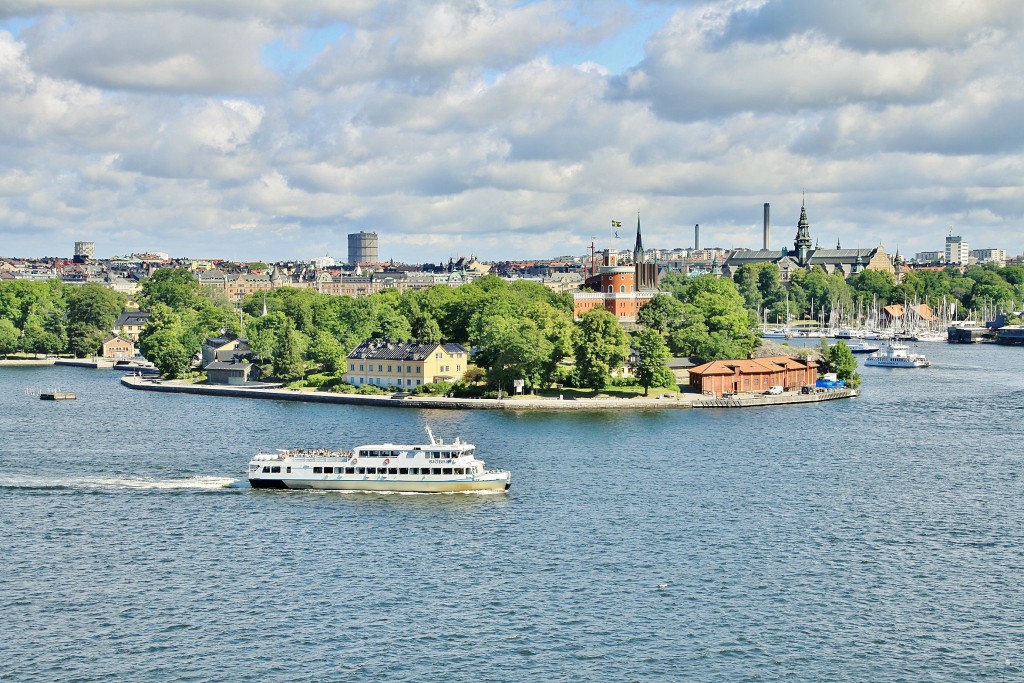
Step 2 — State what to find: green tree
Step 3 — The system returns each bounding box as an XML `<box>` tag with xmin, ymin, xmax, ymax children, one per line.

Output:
<box><xmin>66</xmin><ymin>321</ymin><xmax>107</xmax><ymax>358</ymax></box>
<box><xmin>634</xmin><ymin>328</ymin><xmax>674</xmax><ymax>396</ymax></box>
<box><xmin>272</xmin><ymin>319</ymin><xmax>307</xmax><ymax>382</ymax></box>
<box><xmin>828</xmin><ymin>340</ymin><xmax>861</xmax><ymax>388</ymax></box>
<box><xmin>0</xmin><ymin>318</ymin><xmax>18</xmax><ymax>357</ymax></box>
<box><xmin>247</xmin><ymin>311</ymin><xmax>288</xmax><ymax>362</ymax></box>
<box><xmin>417</xmin><ymin>318</ymin><xmax>443</xmax><ymax>344</ymax></box>
<box><xmin>142</xmin><ymin>327</ymin><xmax>192</xmax><ymax>378</ymax></box>
<box><xmin>307</xmin><ymin>331</ymin><xmax>346</xmax><ymax>374</ymax></box>
<box><xmin>668</xmin><ymin>275</ymin><xmax>758</xmax><ymax>362</ymax></box>
<box><xmin>138</xmin><ymin>268</ymin><xmax>206</xmax><ymax>311</ymax></box>
<box><xmin>572</xmin><ymin>309</ymin><xmax>631</xmax><ymax>391</ymax></box>
<box><xmin>637</xmin><ymin>294</ymin><xmax>685</xmax><ymax>334</ymax></box>
<box><xmin>66</xmin><ymin>283</ymin><xmax>124</xmax><ymax>333</ymax></box>
<box><xmin>139</xmin><ymin>304</ymin><xmax>194</xmax><ymax>377</ymax></box>
<box><xmin>470</xmin><ymin>314</ymin><xmax>551</xmax><ymax>394</ymax></box>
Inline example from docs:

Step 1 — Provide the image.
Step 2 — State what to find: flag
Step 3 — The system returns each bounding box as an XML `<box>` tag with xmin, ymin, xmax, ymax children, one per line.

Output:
<box><xmin>611</xmin><ymin>220</ymin><xmax>622</xmax><ymax>227</ymax></box>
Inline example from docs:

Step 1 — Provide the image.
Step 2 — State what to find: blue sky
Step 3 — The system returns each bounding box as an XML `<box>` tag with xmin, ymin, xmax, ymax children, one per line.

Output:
<box><xmin>1</xmin><ymin>0</ymin><xmax>1023</xmax><ymax>263</ymax></box>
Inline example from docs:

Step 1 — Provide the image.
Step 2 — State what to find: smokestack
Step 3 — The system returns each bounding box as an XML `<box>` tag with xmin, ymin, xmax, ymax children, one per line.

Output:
<box><xmin>694</xmin><ymin>224</ymin><xmax>700</xmax><ymax>252</ymax></box>
<box><xmin>763</xmin><ymin>203</ymin><xmax>770</xmax><ymax>250</ymax></box>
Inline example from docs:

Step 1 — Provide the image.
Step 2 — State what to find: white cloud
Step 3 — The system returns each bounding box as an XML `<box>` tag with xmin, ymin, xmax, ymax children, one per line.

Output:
<box><xmin>0</xmin><ymin>0</ymin><xmax>1023</xmax><ymax>262</ymax></box>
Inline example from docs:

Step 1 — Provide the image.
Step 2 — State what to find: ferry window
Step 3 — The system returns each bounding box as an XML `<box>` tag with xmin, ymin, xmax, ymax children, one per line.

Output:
<box><xmin>313</xmin><ymin>467</ymin><xmax>322</xmax><ymax>474</ymax></box>
<box><xmin>455</xmin><ymin>468</ymin><xmax>464</xmax><ymax>475</ymax></box>
<box><xmin>432</xmin><ymin>468</ymin><xmax>442</xmax><ymax>475</ymax></box>
<box><xmin>271</xmin><ymin>466</ymin><xmax>281</xmax><ymax>473</ymax></box>
<box><xmin>286</xmin><ymin>467</ymin><xmax>291</xmax><ymax>473</ymax></box>
<box><xmin>367</xmin><ymin>467</ymin><xmax>377</xmax><ymax>474</ymax></box>
<box><xmin>388</xmin><ymin>468</ymin><xmax>398</xmax><ymax>475</ymax></box>
<box><xmin>399</xmin><ymin>468</ymin><xmax>409</xmax><ymax>475</ymax></box>
<box><xmin>442</xmin><ymin>468</ymin><xmax>453</xmax><ymax>475</ymax></box>
<box><xmin>323</xmin><ymin>467</ymin><xmax>333</xmax><ymax>474</ymax></box>
<box><xmin>345</xmin><ymin>467</ymin><xmax>355</xmax><ymax>474</ymax></box>
<box><xmin>262</xmin><ymin>466</ymin><xmax>270</xmax><ymax>473</ymax></box>
<box><xmin>356</xmin><ymin>467</ymin><xmax>365</xmax><ymax>474</ymax></box>
<box><xmin>410</xmin><ymin>468</ymin><xmax>419</xmax><ymax>475</ymax></box>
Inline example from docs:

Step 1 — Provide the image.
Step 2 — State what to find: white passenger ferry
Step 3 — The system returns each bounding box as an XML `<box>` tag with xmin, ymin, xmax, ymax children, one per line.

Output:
<box><xmin>863</xmin><ymin>341</ymin><xmax>931</xmax><ymax>368</ymax></box>
<box><xmin>247</xmin><ymin>428</ymin><xmax>511</xmax><ymax>493</ymax></box>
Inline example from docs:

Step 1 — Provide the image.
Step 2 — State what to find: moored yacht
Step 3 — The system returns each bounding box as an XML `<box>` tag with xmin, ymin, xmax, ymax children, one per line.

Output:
<box><xmin>863</xmin><ymin>341</ymin><xmax>931</xmax><ymax>368</ymax></box>
<box><xmin>247</xmin><ymin>428</ymin><xmax>511</xmax><ymax>493</ymax></box>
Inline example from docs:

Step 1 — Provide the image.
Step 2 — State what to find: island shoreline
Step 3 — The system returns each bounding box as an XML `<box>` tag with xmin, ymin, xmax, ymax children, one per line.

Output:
<box><xmin>120</xmin><ymin>374</ymin><xmax>856</xmax><ymax>410</ymax></box>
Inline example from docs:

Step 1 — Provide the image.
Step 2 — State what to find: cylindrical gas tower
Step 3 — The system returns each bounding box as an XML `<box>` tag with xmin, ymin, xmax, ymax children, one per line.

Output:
<box><xmin>347</xmin><ymin>232</ymin><xmax>379</xmax><ymax>265</ymax></box>
<box><xmin>694</xmin><ymin>224</ymin><xmax>700</xmax><ymax>252</ymax></box>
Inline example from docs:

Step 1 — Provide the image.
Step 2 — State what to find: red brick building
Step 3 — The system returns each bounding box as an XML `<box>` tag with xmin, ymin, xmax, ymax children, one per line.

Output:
<box><xmin>688</xmin><ymin>356</ymin><xmax>819</xmax><ymax>397</ymax></box>
<box><xmin>573</xmin><ymin>218</ymin><xmax>660</xmax><ymax>323</ymax></box>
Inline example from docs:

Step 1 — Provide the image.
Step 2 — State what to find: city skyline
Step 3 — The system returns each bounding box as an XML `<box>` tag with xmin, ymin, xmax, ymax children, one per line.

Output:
<box><xmin>2</xmin><ymin>1</ymin><xmax>1024</xmax><ymax>262</ymax></box>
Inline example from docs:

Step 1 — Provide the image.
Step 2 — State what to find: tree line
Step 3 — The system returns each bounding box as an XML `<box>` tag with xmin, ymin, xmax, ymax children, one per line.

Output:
<box><xmin>0</xmin><ymin>268</ymin><xmax>768</xmax><ymax>397</ymax></box>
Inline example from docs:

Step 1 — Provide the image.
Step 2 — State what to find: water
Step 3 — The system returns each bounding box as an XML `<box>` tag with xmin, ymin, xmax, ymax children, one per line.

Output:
<box><xmin>2</xmin><ymin>344</ymin><xmax>1023</xmax><ymax>681</ymax></box>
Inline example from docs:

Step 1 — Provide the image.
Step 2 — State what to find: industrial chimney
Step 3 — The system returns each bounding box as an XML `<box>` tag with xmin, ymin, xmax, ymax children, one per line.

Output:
<box><xmin>763</xmin><ymin>203</ymin><xmax>770</xmax><ymax>250</ymax></box>
<box><xmin>694</xmin><ymin>224</ymin><xmax>700</xmax><ymax>252</ymax></box>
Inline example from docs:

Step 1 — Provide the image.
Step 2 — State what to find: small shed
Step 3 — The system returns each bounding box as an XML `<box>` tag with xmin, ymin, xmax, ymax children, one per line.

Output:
<box><xmin>205</xmin><ymin>359</ymin><xmax>258</xmax><ymax>385</ymax></box>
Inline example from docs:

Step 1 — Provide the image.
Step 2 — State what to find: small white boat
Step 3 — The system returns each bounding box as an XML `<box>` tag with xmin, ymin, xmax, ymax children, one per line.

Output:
<box><xmin>247</xmin><ymin>427</ymin><xmax>511</xmax><ymax>493</ymax></box>
<box><xmin>847</xmin><ymin>341</ymin><xmax>880</xmax><ymax>355</ymax></box>
<box><xmin>863</xmin><ymin>341</ymin><xmax>931</xmax><ymax>368</ymax></box>
<box><xmin>908</xmin><ymin>330</ymin><xmax>947</xmax><ymax>343</ymax></box>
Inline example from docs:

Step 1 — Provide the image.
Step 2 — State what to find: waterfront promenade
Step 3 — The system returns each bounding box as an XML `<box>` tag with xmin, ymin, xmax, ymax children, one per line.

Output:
<box><xmin>120</xmin><ymin>374</ymin><xmax>856</xmax><ymax>410</ymax></box>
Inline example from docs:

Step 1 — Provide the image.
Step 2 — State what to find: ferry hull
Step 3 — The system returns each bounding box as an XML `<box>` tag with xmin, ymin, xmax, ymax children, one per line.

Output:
<box><xmin>249</xmin><ymin>478</ymin><xmax>288</xmax><ymax>489</ymax></box>
<box><xmin>249</xmin><ymin>475</ymin><xmax>511</xmax><ymax>493</ymax></box>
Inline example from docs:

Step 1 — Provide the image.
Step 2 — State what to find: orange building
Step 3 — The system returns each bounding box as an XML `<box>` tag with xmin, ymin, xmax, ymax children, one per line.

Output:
<box><xmin>688</xmin><ymin>356</ymin><xmax>819</xmax><ymax>397</ymax></box>
<box><xmin>573</xmin><ymin>218</ymin><xmax>660</xmax><ymax>323</ymax></box>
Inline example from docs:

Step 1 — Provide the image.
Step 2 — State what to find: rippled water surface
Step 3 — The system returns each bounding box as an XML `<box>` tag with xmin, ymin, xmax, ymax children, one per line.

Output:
<box><xmin>2</xmin><ymin>344</ymin><xmax>1024</xmax><ymax>681</ymax></box>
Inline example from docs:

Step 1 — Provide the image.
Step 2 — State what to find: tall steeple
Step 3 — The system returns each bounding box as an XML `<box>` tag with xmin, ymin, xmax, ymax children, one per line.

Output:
<box><xmin>633</xmin><ymin>213</ymin><xmax>644</xmax><ymax>265</ymax></box>
<box><xmin>794</xmin><ymin>199</ymin><xmax>812</xmax><ymax>265</ymax></box>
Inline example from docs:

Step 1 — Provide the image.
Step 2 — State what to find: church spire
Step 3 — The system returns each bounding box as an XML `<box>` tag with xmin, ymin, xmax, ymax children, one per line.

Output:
<box><xmin>633</xmin><ymin>213</ymin><xmax>644</xmax><ymax>264</ymax></box>
<box><xmin>794</xmin><ymin>199</ymin><xmax>812</xmax><ymax>265</ymax></box>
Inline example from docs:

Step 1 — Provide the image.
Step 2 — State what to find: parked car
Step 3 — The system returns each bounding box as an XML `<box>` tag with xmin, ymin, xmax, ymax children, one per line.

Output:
<box><xmin>765</xmin><ymin>385</ymin><xmax>784</xmax><ymax>395</ymax></box>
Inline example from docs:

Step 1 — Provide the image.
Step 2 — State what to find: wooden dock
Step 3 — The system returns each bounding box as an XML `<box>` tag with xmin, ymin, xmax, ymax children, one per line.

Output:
<box><xmin>40</xmin><ymin>392</ymin><xmax>76</xmax><ymax>400</ymax></box>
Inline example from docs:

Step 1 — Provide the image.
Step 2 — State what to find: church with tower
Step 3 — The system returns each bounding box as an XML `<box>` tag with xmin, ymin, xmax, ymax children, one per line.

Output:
<box><xmin>573</xmin><ymin>216</ymin><xmax>661</xmax><ymax>323</ymax></box>
<box><xmin>722</xmin><ymin>202</ymin><xmax>895</xmax><ymax>281</ymax></box>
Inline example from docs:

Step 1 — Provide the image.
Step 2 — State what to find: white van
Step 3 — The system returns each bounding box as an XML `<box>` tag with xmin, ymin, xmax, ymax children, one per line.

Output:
<box><xmin>765</xmin><ymin>385</ymin><xmax>784</xmax><ymax>395</ymax></box>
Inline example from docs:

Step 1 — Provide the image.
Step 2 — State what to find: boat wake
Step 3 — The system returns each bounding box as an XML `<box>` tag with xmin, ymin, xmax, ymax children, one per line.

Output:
<box><xmin>0</xmin><ymin>475</ymin><xmax>239</xmax><ymax>492</ymax></box>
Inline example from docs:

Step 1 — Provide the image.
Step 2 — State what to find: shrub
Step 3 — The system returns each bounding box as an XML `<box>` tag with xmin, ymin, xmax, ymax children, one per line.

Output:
<box><xmin>304</xmin><ymin>372</ymin><xmax>334</xmax><ymax>388</ymax></box>
<box><xmin>327</xmin><ymin>382</ymin><xmax>357</xmax><ymax>394</ymax></box>
<box><xmin>413</xmin><ymin>381</ymin><xmax>453</xmax><ymax>396</ymax></box>
<box><xmin>610</xmin><ymin>376</ymin><xmax>640</xmax><ymax>387</ymax></box>
<box><xmin>450</xmin><ymin>381</ymin><xmax>487</xmax><ymax>398</ymax></box>
<box><xmin>355</xmin><ymin>384</ymin><xmax>386</xmax><ymax>395</ymax></box>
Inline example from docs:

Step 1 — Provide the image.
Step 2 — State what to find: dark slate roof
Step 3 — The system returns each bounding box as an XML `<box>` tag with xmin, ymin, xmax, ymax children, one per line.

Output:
<box><xmin>114</xmin><ymin>311</ymin><xmax>151</xmax><ymax>326</ymax></box>
<box><xmin>348</xmin><ymin>340</ymin><xmax>468</xmax><ymax>361</ymax></box>
<box><xmin>806</xmin><ymin>248</ymin><xmax>874</xmax><ymax>263</ymax></box>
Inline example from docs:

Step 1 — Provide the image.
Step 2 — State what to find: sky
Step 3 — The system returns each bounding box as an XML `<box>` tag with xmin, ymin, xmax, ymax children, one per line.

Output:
<box><xmin>1</xmin><ymin>0</ymin><xmax>1024</xmax><ymax>264</ymax></box>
